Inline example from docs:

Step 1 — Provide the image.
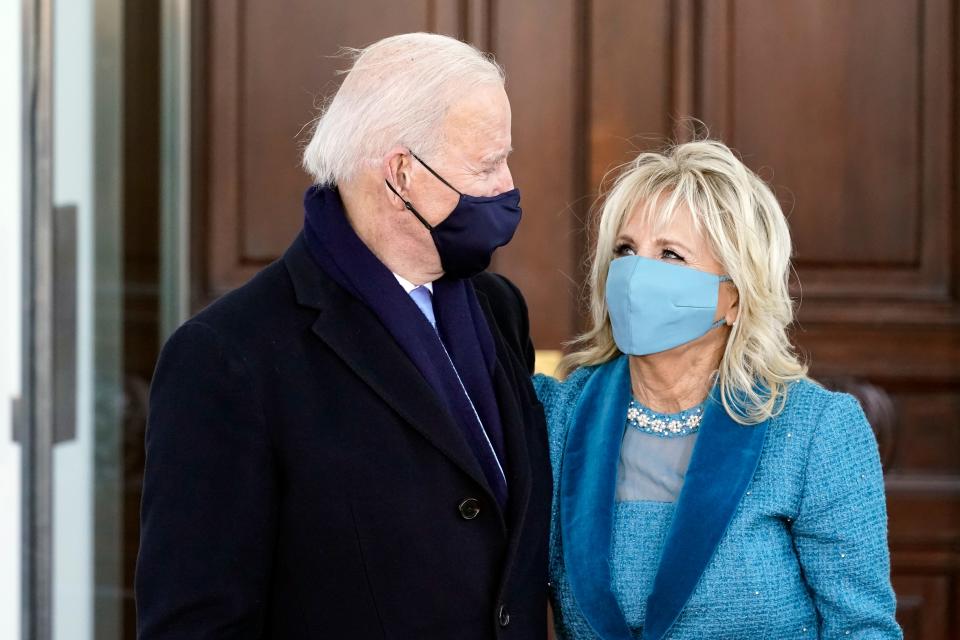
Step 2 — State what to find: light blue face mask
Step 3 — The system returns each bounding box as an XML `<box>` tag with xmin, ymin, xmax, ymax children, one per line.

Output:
<box><xmin>606</xmin><ymin>255</ymin><xmax>732</xmax><ymax>356</ymax></box>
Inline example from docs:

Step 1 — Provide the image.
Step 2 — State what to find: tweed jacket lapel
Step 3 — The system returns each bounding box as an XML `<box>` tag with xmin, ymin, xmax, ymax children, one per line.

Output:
<box><xmin>558</xmin><ymin>354</ymin><xmax>769</xmax><ymax>640</ymax></box>
<box><xmin>641</xmin><ymin>397</ymin><xmax>768</xmax><ymax>640</ymax></box>
<box><xmin>559</xmin><ymin>356</ymin><xmax>634</xmax><ymax>640</ymax></box>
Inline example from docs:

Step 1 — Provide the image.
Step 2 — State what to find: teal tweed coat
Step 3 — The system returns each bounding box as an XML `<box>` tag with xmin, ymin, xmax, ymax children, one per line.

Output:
<box><xmin>535</xmin><ymin>359</ymin><xmax>901</xmax><ymax>640</ymax></box>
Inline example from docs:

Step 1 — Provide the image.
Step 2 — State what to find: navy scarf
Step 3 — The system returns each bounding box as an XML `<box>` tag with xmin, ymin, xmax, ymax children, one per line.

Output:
<box><xmin>301</xmin><ymin>186</ymin><xmax>508</xmax><ymax>507</ymax></box>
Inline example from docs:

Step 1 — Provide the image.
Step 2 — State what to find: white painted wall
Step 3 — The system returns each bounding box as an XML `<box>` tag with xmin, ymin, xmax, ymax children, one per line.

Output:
<box><xmin>0</xmin><ymin>0</ymin><xmax>22</xmax><ymax>636</ymax></box>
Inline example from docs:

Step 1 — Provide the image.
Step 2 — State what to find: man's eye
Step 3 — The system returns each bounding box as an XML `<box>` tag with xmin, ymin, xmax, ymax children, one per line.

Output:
<box><xmin>614</xmin><ymin>244</ymin><xmax>636</xmax><ymax>257</ymax></box>
<box><xmin>480</xmin><ymin>158</ymin><xmax>506</xmax><ymax>175</ymax></box>
<box><xmin>661</xmin><ymin>249</ymin><xmax>685</xmax><ymax>262</ymax></box>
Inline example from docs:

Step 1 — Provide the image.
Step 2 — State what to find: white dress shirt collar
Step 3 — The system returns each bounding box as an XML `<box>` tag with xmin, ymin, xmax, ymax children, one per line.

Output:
<box><xmin>393</xmin><ymin>273</ymin><xmax>434</xmax><ymax>295</ymax></box>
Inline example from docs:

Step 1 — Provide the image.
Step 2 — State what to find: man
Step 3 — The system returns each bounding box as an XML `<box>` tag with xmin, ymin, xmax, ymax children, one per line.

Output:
<box><xmin>135</xmin><ymin>33</ymin><xmax>552</xmax><ymax>639</ymax></box>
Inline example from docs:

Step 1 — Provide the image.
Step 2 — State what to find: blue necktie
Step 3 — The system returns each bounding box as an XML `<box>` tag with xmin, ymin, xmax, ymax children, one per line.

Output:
<box><xmin>409</xmin><ymin>285</ymin><xmax>437</xmax><ymax>328</ymax></box>
<box><xmin>406</xmin><ymin>284</ymin><xmax>507</xmax><ymax>489</ymax></box>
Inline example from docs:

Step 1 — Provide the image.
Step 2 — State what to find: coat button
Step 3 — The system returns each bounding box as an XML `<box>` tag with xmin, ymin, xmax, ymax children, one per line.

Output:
<box><xmin>498</xmin><ymin>604</ymin><xmax>510</xmax><ymax>627</ymax></box>
<box><xmin>458</xmin><ymin>498</ymin><xmax>480</xmax><ymax>520</ymax></box>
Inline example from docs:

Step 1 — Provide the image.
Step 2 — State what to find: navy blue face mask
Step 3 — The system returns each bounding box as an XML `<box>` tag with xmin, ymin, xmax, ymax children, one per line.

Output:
<box><xmin>385</xmin><ymin>152</ymin><xmax>522</xmax><ymax>279</ymax></box>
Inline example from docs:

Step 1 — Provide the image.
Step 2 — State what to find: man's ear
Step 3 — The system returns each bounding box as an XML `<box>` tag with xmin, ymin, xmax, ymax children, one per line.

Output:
<box><xmin>383</xmin><ymin>147</ymin><xmax>413</xmax><ymax>206</ymax></box>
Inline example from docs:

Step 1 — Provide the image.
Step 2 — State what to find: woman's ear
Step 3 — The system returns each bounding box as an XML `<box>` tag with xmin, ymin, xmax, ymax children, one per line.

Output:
<box><xmin>723</xmin><ymin>282</ymin><xmax>740</xmax><ymax>326</ymax></box>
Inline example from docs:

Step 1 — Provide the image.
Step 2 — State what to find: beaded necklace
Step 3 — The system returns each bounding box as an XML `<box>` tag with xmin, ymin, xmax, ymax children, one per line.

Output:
<box><xmin>625</xmin><ymin>398</ymin><xmax>705</xmax><ymax>438</ymax></box>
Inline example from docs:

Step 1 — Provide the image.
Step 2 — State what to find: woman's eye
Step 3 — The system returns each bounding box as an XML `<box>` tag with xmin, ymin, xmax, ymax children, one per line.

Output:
<box><xmin>661</xmin><ymin>249</ymin><xmax>685</xmax><ymax>262</ymax></box>
<box><xmin>614</xmin><ymin>244</ymin><xmax>636</xmax><ymax>257</ymax></box>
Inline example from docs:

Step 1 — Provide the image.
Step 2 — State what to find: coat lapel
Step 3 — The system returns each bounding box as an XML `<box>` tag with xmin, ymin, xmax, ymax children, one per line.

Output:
<box><xmin>473</xmin><ymin>287</ymin><xmax>532</xmax><ymax>531</ymax></box>
<box><xmin>641</xmin><ymin>396</ymin><xmax>768</xmax><ymax>640</ymax></box>
<box><xmin>283</xmin><ymin>235</ymin><xmax>498</xmax><ymax>505</ymax></box>
<box><xmin>560</xmin><ymin>356</ymin><xmax>634</xmax><ymax>640</ymax></box>
<box><xmin>558</xmin><ymin>353</ymin><xmax>769</xmax><ymax>640</ymax></box>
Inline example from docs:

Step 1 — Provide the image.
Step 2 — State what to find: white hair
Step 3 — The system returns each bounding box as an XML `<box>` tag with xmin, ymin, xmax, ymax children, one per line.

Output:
<box><xmin>560</xmin><ymin>139</ymin><xmax>808</xmax><ymax>425</ymax></box>
<box><xmin>301</xmin><ymin>33</ymin><xmax>505</xmax><ymax>186</ymax></box>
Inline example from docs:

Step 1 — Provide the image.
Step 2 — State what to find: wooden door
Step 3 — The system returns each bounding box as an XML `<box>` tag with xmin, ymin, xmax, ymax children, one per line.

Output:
<box><xmin>193</xmin><ymin>2</ymin><xmax>960</xmax><ymax>637</ymax></box>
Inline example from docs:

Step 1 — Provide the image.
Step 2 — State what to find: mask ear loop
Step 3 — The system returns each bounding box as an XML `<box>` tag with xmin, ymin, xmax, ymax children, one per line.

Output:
<box><xmin>714</xmin><ymin>275</ymin><xmax>735</xmax><ymax>328</ymax></box>
<box><xmin>410</xmin><ymin>152</ymin><xmax>463</xmax><ymax>196</ymax></box>
<box><xmin>384</xmin><ymin>179</ymin><xmax>434</xmax><ymax>231</ymax></box>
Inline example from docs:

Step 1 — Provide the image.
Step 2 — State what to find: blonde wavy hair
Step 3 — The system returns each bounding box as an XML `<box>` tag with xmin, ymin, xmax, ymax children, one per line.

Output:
<box><xmin>559</xmin><ymin>139</ymin><xmax>808</xmax><ymax>424</ymax></box>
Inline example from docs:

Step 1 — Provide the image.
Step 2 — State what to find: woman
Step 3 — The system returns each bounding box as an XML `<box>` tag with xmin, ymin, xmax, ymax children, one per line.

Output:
<box><xmin>536</xmin><ymin>140</ymin><xmax>901</xmax><ymax>639</ymax></box>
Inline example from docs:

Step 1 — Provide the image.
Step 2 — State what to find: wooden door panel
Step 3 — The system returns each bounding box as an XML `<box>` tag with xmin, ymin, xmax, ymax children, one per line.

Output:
<box><xmin>889</xmin><ymin>490</ymin><xmax>960</xmax><ymax>639</ymax></box>
<box><xmin>700</xmin><ymin>0</ymin><xmax>955</xmax><ymax>323</ymax></box>
<box><xmin>487</xmin><ymin>0</ymin><xmax>582</xmax><ymax>347</ymax></box>
<box><xmin>588</xmin><ymin>0</ymin><xmax>674</xmax><ymax>185</ymax></box>
<box><xmin>723</xmin><ymin>0</ymin><xmax>922</xmax><ymax>267</ymax></box>
<box><xmin>892</xmin><ymin>574</ymin><xmax>952</xmax><ymax>640</ymax></box>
